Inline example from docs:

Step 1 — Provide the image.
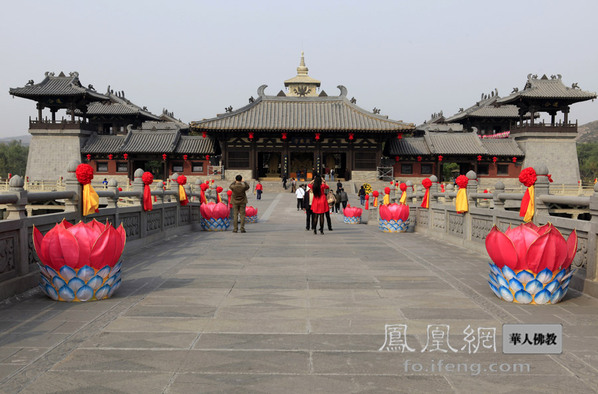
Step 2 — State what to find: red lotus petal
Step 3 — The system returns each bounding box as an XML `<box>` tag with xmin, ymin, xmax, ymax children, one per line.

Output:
<box><xmin>61</xmin><ymin>219</ymin><xmax>74</xmax><ymax>229</ymax></box>
<box><xmin>68</xmin><ymin>222</ymin><xmax>95</xmax><ymax>268</ymax></box>
<box><xmin>485</xmin><ymin>226</ymin><xmax>519</xmax><ymax>270</ymax></box>
<box><xmin>522</xmin><ymin>222</ymin><xmax>539</xmax><ymax>232</ymax></box>
<box><xmin>90</xmin><ymin>228</ymin><xmax>116</xmax><ymax>268</ymax></box>
<box><xmin>105</xmin><ymin>225</ymin><xmax>125</xmax><ymax>266</ymax></box>
<box><xmin>90</xmin><ymin>219</ymin><xmax>106</xmax><ymax>235</ymax></box>
<box><xmin>213</xmin><ymin>203</ymin><xmax>229</xmax><ymax>219</ymax></box>
<box><xmin>398</xmin><ymin>204</ymin><xmax>410</xmax><ymax>221</ymax></box>
<box><xmin>33</xmin><ymin>226</ymin><xmax>48</xmax><ymax>265</ymax></box>
<box><xmin>563</xmin><ymin>229</ymin><xmax>578</xmax><ymax>270</ymax></box>
<box><xmin>47</xmin><ymin>223</ymin><xmax>80</xmax><ymax>269</ymax></box>
<box><xmin>379</xmin><ymin>205</ymin><xmax>390</xmax><ymax>220</ymax></box>
<box><xmin>506</xmin><ymin>225</ymin><xmax>540</xmax><ymax>268</ymax></box>
<box><xmin>525</xmin><ymin>232</ymin><xmax>556</xmax><ymax>273</ymax></box>
<box><xmin>536</xmin><ymin>223</ymin><xmax>552</xmax><ymax>236</ymax></box>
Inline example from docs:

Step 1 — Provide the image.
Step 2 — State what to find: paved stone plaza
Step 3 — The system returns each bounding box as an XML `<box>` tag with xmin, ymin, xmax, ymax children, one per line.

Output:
<box><xmin>1</xmin><ymin>191</ymin><xmax>597</xmax><ymax>393</ymax></box>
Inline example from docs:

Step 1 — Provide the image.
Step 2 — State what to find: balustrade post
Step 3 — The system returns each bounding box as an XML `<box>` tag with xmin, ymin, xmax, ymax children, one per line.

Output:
<box><xmin>429</xmin><ymin>175</ymin><xmax>439</xmax><ymax>203</ymax></box>
<box><xmin>466</xmin><ymin>170</ymin><xmax>478</xmax><ymax>207</ymax></box>
<box><xmin>106</xmin><ymin>179</ymin><xmax>118</xmax><ymax>209</ymax></box>
<box><xmin>406</xmin><ymin>181</ymin><xmax>414</xmax><ymax>204</ymax></box>
<box><xmin>533</xmin><ymin>165</ymin><xmax>550</xmax><ymax>217</ymax></box>
<box><xmin>493</xmin><ymin>181</ymin><xmax>505</xmax><ymax>210</ymax></box>
<box><xmin>133</xmin><ymin>168</ymin><xmax>147</xmax><ymax>239</ymax></box>
<box><xmin>445</xmin><ymin>184</ymin><xmax>454</xmax><ymax>203</ymax></box>
<box><xmin>5</xmin><ymin>176</ymin><xmax>27</xmax><ymax>221</ymax></box>
<box><xmin>588</xmin><ymin>183</ymin><xmax>598</xmax><ymax>281</ymax></box>
<box><xmin>64</xmin><ymin>160</ymin><xmax>81</xmax><ymax>218</ymax></box>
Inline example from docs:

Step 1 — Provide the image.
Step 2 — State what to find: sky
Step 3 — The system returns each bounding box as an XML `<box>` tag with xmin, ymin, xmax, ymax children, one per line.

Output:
<box><xmin>1</xmin><ymin>0</ymin><xmax>597</xmax><ymax>138</ymax></box>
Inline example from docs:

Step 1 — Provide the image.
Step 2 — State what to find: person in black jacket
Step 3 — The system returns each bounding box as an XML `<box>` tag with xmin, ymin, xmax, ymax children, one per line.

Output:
<box><xmin>303</xmin><ymin>186</ymin><xmax>313</xmax><ymax>230</ymax></box>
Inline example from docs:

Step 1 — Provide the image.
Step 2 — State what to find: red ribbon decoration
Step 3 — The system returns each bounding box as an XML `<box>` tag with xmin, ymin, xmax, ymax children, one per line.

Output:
<box><xmin>421</xmin><ymin>178</ymin><xmax>432</xmax><ymax>208</ymax></box>
<box><xmin>142</xmin><ymin>172</ymin><xmax>154</xmax><ymax>211</ymax></box>
<box><xmin>226</xmin><ymin>190</ymin><xmax>233</xmax><ymax>208</ymax></box>
<box><xmin>177</xmin><ymin>175</ymin><xmax>188</xmax><ymax>206</ymax></box>
<box><xmin>364</xmin><ymin>194</ymin><xmax>369</xmax><ymax>210</ymax></box>
<box><xmin>200</xmin><ymin>183</ymin><xmax>209</xmax><ymax>204</ymax></box>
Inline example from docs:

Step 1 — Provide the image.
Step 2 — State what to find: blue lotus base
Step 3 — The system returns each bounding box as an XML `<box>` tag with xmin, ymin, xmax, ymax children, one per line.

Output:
<box><xmin>246</xmin><ymin>215</ymin><xmax>258</xmax><ymax>223</ymax></box>
<box><xmin>344</xmin><ymin>216</ymin><xmax>361</xmax><ymax>224</ymax></box>
<box><xmin>201</xmin><ymin>217</ymin><xmax>230</xmax><ymax>231</ymax></box>
<box><xmin>39</xmin><ymin>261</ymin><xmax>122</xmax><ymax>302</ymax></box>
<box><xmin>488</xmin><ymin>263</ymin><xmax>573</xmax><ymax>305</ymax></box>
<box><xmin>379</xmin><ymin>219</ymin><xmax>408</xmax><ymax>233</ymax></box>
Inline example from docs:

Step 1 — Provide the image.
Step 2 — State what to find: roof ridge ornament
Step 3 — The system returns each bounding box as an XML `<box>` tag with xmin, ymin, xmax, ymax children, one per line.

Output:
<box><xmin>337</xmin><ymin>85</ymin><xmax>347</xmax><ymax>97</ymax></box>
<box><xmin>257</xmin><ymin>84</ymin><xmax>268</xmax><ymax>97</ymax></box>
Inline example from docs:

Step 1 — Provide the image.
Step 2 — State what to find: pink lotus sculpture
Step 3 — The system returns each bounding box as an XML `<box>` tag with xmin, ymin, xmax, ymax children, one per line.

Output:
<box><xmin>245</xmin><ymin>206</ymin><xmax>258</xmax><ymax>223</ymax></box>
<box><xmin>200</xmin><ymin>202</ymin><xmax>230</xmax><ymax>231</ymax></box>
<box><xmin>34</xmin><ymin>219</ymin><xmax>126</xmax><ymax>302</ymax></box>
<box><xmin>379</xmin><ymin>203</ymin><xmax>410</xmax><ymax>232</ymax></box>
<box><xmin>343</xmin><ymin>204</ymin><xmax>362</xmax><ymax>224</ymax></box>
<box><xmin>486</xmin><ymin>223</ymin><xmax>577</xmax><ymax>304</ymax></box>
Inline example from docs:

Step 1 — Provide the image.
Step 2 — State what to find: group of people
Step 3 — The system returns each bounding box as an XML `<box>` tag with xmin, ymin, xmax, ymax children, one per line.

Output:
<box><xmin>294</xmin><ymin>176</ymin><xmax>349</xmax><ymax>234</ymax></box>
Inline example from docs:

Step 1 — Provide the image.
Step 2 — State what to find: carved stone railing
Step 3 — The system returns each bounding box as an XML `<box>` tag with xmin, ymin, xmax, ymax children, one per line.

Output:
<box><xmin>0</xmin><ymin>164</ymin><xmax>204</xmax><ymax>300</ymax></box>
<box><xmin>410</xmin><ymin>166</ymin><xmax>598</xmax><ymax>298</ymax></box>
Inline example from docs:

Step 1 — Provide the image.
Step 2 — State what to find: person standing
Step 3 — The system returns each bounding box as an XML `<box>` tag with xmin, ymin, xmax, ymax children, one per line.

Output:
<box><xmin>255</xmin><ymin>180</ymin><xmax>263</xmax><ymax>200</ymax></box>
<box><xmin>330</xmin><ymin>168</ymin><xmax>335</xmax><ymax>181</ymax></box>
<box><xmin>339</xmin><ymin>187</ymin><xmax>348</xmax><ymax>210</ymax></box>
<box><xmin>303</xmin><ymin>185</ymin><xmax>313</xmax><ymax>230</ymax></box>
<box><xmin>291</xmin><ymin>177</ymin><xmax>297</xmax><ymax>193</ymax></box>
<box><xmin>325</xmin><ymin>189</ymin><xmax>335</xmax><ymax>231</ymax></box>
<box><xmin>295</xmin><ymin>184</ymin><xmax>305</xmax><ymax>211</ymax></box>
<box><xmin>308</xmin><ymin>175</ymin><xmax>329</xmax><ymax>234</ymax></box>
<box><xmin>334</xmin><ymin>188</ymin><xmax>342</xmax><ymax>213</ymax></box>
<box><xmin>358</xmin><ymin>185</ymin><xmax>366</xmax><ymax>205</ymax></box>
<box><xmin>229</xmin><ymin>175</ymin><xmax>250</xmax><ymax>233</ymax></box>
<box><xmin>282</xmin><ymin>175</ymin><xmax>288</xmax><ymax>190</ymax></box>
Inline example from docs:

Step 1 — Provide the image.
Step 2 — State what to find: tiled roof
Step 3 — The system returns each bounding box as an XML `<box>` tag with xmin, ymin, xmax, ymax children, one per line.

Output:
<box><xmin>480</xmin><ymin>139</ymin><xmax>524</xmax><ymax>156</ymax></box>
<box><xmin>388</xmin><ymin>138</ymin><xmax>430</xmax><ymax>155</ymax></box>
<box><xmin>120</xmin><ymin>130</ymin><xmax>180</xmax><ymax>153</ymax></box>
<box><xmin>81</xmin><ymin>134</ymin><xmax>126</xmax><ymax>154</ymax></box>
<box><xmin>425</xmin><ymin>132</ymin><xmax>486</xmax><ymax>155</ymax></box>
<box><xmin>446</xmin><ymin>104</ymin><xmax>521</xmax><ymax>121</ymax></box>
<box><xmin>77</xmin><ymin>92</ymin><xmax>161</xmax><ymax>120</ymax></box>
<box><xmin>9</xmin><ymin>72</ymin><xmax>108</xmax><ymax>102</ymax></box>
<box><xmin>388</xmin><ymin>132</ymin><xmax>525</xmax><ymax>157</ymax></box>
<box><xmin>175</xmin><ymin>136</ymin><xmax>216</xmax><ymax>154</ymax></box>
<box><xmin>497</xmin><ymin>74</ymin><xmax>597</xmax><ymax>104</ymax></box>
<box><xmin>191</xmin><ymin>87</ymin><xmax>415</xmax><ymax>132</ymax></box>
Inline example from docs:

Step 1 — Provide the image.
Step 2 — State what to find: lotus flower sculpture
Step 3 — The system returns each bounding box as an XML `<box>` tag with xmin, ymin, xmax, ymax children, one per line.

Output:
<box><xmin>343</xmin><ymin>205</ymin><xmax>362</xmax><ymax>224</ymax></box>
<box><xmin>379</xmin><ymin>203</ymin><xmax>410</xmax><ymax>232</ymax></box>
<box><xmin>485</xmin><ymin>223</ymin><xmax>577</xmax><ymax>304</ymax></box>
<box><xmin>34</xmin><ymin>219</ymin><xmax>126</xmax><ymax>302</ymax></box>
<box><xmin>245</xmin><ymin>206</ymin><xmax>258</xmax><ymax>223</ymax></box>
<box><xmin>200</xmin><ymin>202</ymin><xmax>230</xmax><ymax>231</ymax></box>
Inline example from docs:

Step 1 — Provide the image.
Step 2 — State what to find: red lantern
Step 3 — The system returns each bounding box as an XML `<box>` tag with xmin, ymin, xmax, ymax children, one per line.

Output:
<box><xmin>315</xmin><ymin>133</ymin><xmax>320</xmax><ymax>141</ymax></box>
<box><xmin>249</xmin><ymin>132</ymin><xmax>254</xmax><ymax>140</ymax></box>
<box><xmin>348</xmin><ymin>133</ymin><xmax>354</xmax><ymax>141</ymax></box>
<box><xmin>202</xmin><ymin>132</ymin><xmax>206</xmax><ymax>138</ymax></box>
<box><xmin>282</xmin><ymin>132</ymin><xmax>287</xmax><ymax>140</ymax></box>
<box><xmin>417</xmin><ymin>156</ymin><xmax>422</xmax><ymax>162</ymax></box>
<box><xmin>205</xmin><ymin>155</ymin><xmax>210</xmax><ymax>161</ymax></box>
<box><xmin>492</xmin><ymin>156</ymin><xmax>497</xmax><ymax>163</ymax></box>
<box><xmin>86</xmin><ymin>154</ymin><xmax>91</xmax><ymax>161</ymax></box>
<box><xmin>183</xmin><ymin>154</ymin><xmax>188</xmax><ymax>161</ymax></box>
<box><xmin>397</xmin><ymin>133</ymin><xmax>403</xmax><ymax>140</ymax></box>
<box><xmin>395</xmin><ymin>156</ymin><xmax>400</xmax><ymax>162</ymax></box>
<box><xmin>512</xmin><ymin>157</ymin><xmax>517</xmax><ymax>163</ymax></box>
<box><xmin>477</xmin><ymin>155</ymin><xmax>482</xmax><ymax>161</ymax></box>
<box><xmin>123</xmin><ymin>153</ymin><xmax>128</xmax><ymax>160</ymax></box>
<box><xmin>438</xmin><ymin>155</ymin><xmax>443</xmax><ymax>162</ymax></box>
<box><xmin>162</xmin><ymin>154</ymin><xmax>167</xmax><ymax>161</ymax></box>
<box><xmin>108</xmin><ymin>154</ymin><xmax>113</xmax><ymax>160</ymax></box>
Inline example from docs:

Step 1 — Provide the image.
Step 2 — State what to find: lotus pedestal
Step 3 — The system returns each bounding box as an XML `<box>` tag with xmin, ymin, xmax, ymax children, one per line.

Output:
<box><xmin>40</xmin><ymin>262</ymin><xmax>122</xmax><ymax>302</ymax></box>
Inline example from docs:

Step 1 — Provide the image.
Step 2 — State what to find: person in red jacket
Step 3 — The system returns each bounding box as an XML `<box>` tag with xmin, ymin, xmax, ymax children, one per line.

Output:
<box><xmin>255</xmin><ymin>180</ymin><xmax>263</xmax><ymax>200</ymax></box>
<box><xmin>308</xmin><ymin>175</ymin><xmax>329</xmax><ymax>234</ymax></box>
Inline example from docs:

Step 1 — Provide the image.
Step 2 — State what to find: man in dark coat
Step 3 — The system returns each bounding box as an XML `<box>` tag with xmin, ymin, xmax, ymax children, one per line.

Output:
<box><xmin>229</xmin><ymin>174</ymin><xmax>250</xmax><ymax>233</ymax></box>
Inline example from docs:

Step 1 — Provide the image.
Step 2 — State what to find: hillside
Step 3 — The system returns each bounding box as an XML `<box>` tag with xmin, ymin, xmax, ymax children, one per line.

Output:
<box><xmin>0</xmin><ymin>134</ymin><xmax>31</xmax><ymax>145</ymax></box>
<box><xmin>577</xmin><ymin>120</ymin><xmax>598</xmax><ymax>143</ymax></box>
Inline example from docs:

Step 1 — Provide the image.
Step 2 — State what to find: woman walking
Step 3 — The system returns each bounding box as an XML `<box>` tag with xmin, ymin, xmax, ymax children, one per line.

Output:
<box><xmin>308</xmin><ymin>175</ymin><xmax>329</xmax><ymax>234</ymax></box>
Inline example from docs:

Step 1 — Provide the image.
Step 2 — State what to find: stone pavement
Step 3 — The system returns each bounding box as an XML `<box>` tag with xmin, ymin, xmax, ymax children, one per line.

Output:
<box><xmin>1</xmin><ymin>190</ymin><xmax>597</xmax><ymax>393</ymax></box>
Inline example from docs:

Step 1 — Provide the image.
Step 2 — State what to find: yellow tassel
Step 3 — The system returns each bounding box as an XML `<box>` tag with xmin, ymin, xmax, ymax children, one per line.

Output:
<box><xmin>524</xmin><ymin>185</ymin><xmax>534</xmax><ymax>223</ymax></box>
<box><xmin>399</xmin><ymin>191</ymin><xmax>407</xmax><ymax>204</ymax></box>
<box><xmin>383</xmin><ymin>194</ymin><xmax>389</xmax><ymax>205</ymax></box>
<box><xmin>179</xmin><ymin>185</ymin><xmax>187</xmax><ymax>202</ymax></box>
<box><xmin>82</xmin><ymin>184</ymin><xmax>99</xmax><ymax>216</ymax></box>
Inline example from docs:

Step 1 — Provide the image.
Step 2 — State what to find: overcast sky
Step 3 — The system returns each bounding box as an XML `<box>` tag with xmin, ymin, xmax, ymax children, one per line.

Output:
<box><xmin>1</xmin><ymin>0</ymin><xmax>597</xmax><ymax>138</ymax></box>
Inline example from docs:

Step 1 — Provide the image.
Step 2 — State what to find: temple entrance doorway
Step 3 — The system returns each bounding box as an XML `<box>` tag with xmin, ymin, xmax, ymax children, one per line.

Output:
<box><xmin>290</xmin><ymin>152</ymin><xmax>313</xmax><ymax>181</ymax></box>
<box><xmin>323</xmin><ymin>153</ymin><xmax>346</xmax><ymax>180</ymax></box>
<box><xmin>257</xmin><ymin>152</ymin><xmax>281</xmax><ymax>179</ymax></box>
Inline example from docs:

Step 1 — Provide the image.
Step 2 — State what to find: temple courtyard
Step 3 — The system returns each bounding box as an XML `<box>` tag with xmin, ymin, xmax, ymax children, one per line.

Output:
<box><xmin>0</xmin><ymin>191</ymin><xmax>597</xmax><ymax>393</ymax></box>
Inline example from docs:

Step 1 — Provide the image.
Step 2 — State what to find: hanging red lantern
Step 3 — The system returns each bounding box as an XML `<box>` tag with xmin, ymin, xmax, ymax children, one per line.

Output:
<box><xmin>477</xmin><ymin>155</ymin><xmax>482</xmax><ymax>161</ymax></box>
<box><xmin>438</xmin><ymin>155</ymin><xmax>443</xmax><ymax>162</ymax></box>
<box><xmin>86</xmin><ymin>154</ymin><xmax>91</xmax><ymax>161</ymax></box>
<box><xmin>397</xmin><ymin>133</ymin><xmax>403</xmax><ymax>140</ymax></box>
<box><xmin>162</xmin><ymin>154</ymin><xmax>167</xmax><ymax>161</ymax></box>
<box><xmin>492</xmin><ymin>156</ymin><xmax>498</xmax><ymax>163</ymax></box>
<box><xmin>123</xmin><ymin>153</ymin><xmax>128</xmax><ymax>160</ymax></box>
<box><xmin>417</xmin><ymin>156</ymin><xmax>422</xmax><ymax>162</ymax></box>
<box><xmin>348</xmin><ymin>133</ymin><xmax>354</xmax><ymax>141</ymax></box>
<box><xmin>249</xmin><ymin>132</ymin><xmax>254</xmax><ymax>140</ymax></box>
<box><xmin>315</xmin><ymin>133</ymin><xmax>320</xmax><ymax>141</ymax></box>
<box><xmin>205</xmin><ymin>155</ymin><xmax>210</xmax><ymax>161</ymax></box>
<box><xmin>183</xmin><ymin>154</ymin><xmax>188</xmax><ymax>161</ymax></box>
<box><xmin>108</xmin><ymin>154</ymin><xmax>113</xmax><ymax>160</ymax></box>
<box><xmin>394</xmin><ymin>156</ymin><xmax>400</xmax><ymax>162</ymax></box>
<box><xmin>512</xmin><ymin>157</ymin><xmax>517</xmax><ymax>163</ymax></box>
<box><xmin>202</xmin><ymin>132</ymin><xmax>206</xmax><ymax>138</ymax></box>
<box><xmin>282</xmin><ymin>132</ymin><xmax>287</xmax><ymax>140</ymax></box>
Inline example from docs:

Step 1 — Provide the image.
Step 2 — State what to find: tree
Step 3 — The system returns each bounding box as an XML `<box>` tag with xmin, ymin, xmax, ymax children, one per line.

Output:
<box><xmin>0</xmin><ymin>141</ymin><xmax>29</xmax><ymax>178</ymax></box>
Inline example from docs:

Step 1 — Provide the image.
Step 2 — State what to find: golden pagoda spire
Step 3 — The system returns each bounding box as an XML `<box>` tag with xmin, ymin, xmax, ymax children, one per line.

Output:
<box><xmin>297</xmin><ymin>51</ymin><xmax>308</xmax><ymax>75</ymax></box>
<box><xmin>284</xmin><ymin>51</ymin><xmax>321</xmax><ymax>97</ymax></box>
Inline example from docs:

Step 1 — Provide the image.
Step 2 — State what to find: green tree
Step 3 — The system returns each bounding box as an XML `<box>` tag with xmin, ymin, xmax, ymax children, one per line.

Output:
<box><xmin>578</xmin><ymin>142</ymin><xmax>598</xmax><ymax>183</ymax></box>
<box><xmin>0</xmin><ymin>141</ymin><xmax>29</xmax><ymax>178</ymax></box>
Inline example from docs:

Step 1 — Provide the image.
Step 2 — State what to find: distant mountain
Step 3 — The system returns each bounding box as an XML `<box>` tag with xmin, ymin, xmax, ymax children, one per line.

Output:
<box><xmin>577</xmin><ymin>121</ymin><xmax>598</xmax><ymax>143</ymax></box>
<box><xmin>0</xmin><ymin>135</ymin><xmax>31</xmax><ymax>145</ymax></box>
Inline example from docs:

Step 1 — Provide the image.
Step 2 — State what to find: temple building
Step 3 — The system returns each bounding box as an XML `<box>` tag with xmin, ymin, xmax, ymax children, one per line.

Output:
<box><xmin>190</xmin><ymin>52</ymin><xmax>415</xmax><ymax>182</ymax></box>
